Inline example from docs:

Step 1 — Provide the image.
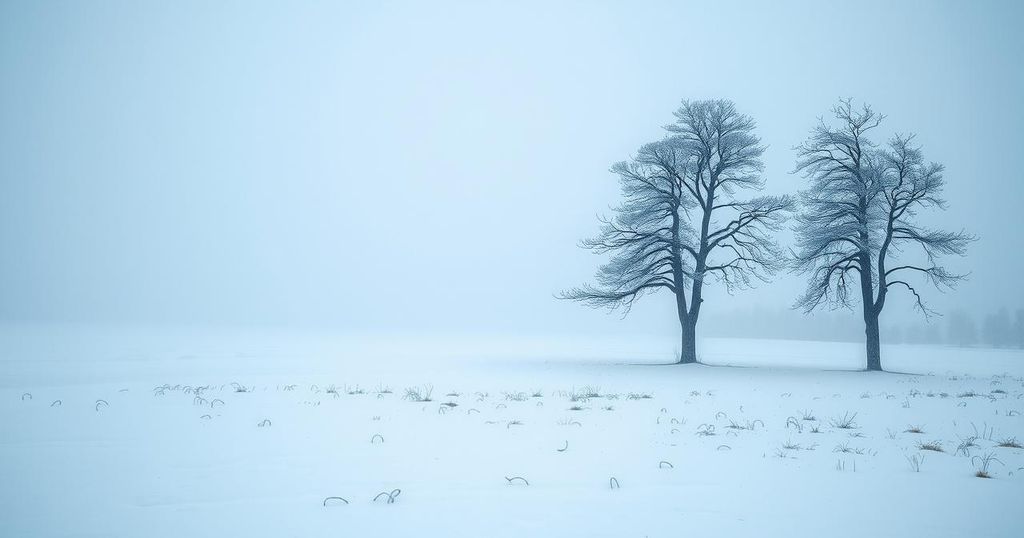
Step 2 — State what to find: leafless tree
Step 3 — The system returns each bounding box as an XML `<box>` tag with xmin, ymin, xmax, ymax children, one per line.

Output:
<box><xmin>792</xmin><ymin>99</ymin><xmax>973</xmax><ymax>370</ymax></box>
<box><xmin>562</xmin><ymin>100</ymin><xmax>793</xmax><ymax>363</ymax></box>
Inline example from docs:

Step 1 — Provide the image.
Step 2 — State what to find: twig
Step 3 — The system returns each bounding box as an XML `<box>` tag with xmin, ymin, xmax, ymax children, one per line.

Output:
<box><xmin>372</xmin><ymin>489</ymin><xmax>401</xmax><ymax>503</ymax></box>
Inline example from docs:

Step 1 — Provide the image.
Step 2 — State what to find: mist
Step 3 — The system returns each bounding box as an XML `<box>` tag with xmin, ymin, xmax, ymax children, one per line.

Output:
<box><xmin>2</xmin><ymin>0</ymin><xmax>1022</xmax><ymax>341</ymax></box>
<box><xmin>5</xmin><ymin>3</ymin><xmax>1024</xmax><ymax>536</ymax></box>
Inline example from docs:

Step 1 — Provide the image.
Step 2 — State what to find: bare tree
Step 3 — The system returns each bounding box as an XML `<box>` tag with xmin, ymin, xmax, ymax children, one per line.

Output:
<box><xmin>563</xmin><ymin>99</ymin><xmax>793</xmax><ymax>363</ymax></box>
<box><xmin>792</xmin><ymin>99</ymin><xmax>973</xmax><ymax>370</ymax></box>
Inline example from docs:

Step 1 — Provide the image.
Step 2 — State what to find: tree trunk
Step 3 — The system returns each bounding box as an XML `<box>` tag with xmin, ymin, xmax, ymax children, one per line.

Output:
<box><xmin>678</xmin><ymin>318</ymin><xmax>698</xmax><ymax>364</ymax></box>
<box><xmin>864</xmin><ymin>313</ymin><xmax>882</xmax><ymax>371</ymax></box>
<box><xmin>856</xmin><ymin>247</ymin><xmax>881</xmax><ymax>371</ymax></box>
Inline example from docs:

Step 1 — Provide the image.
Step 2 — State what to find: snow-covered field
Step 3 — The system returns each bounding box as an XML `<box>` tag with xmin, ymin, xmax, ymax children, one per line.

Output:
<box><xmin>2</xmin><ymin>326</ymin><xmax>1022</xmax><ymax>537</ymax></box>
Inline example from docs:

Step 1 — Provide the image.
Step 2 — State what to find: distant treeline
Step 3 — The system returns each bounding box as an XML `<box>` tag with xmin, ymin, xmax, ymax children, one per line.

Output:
<box><xmin>702</xmin><ymin>307</ymin><xmax>1024</xmax><ymax>349</ymax></box>
<box><xmin>922</xmin><ymin>308</ymin><xmax>1024</xmax><ymax>349</ymax></box>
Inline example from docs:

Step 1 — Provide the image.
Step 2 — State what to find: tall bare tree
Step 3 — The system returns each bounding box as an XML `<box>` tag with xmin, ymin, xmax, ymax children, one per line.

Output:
<box><xmin>562</xmin><ymin>99</ymin><xmax>793</xmax><ymax>363</ymax></box>
<box><xmin>792</xmin><ymin>99</ymin><xmax>973</xmax><ymax>370</ymax></box>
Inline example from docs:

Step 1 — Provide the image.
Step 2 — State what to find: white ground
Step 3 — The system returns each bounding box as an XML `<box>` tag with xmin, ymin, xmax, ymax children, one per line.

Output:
<box><xmin>2</xmin><ymin>326</ymin><xmax>1022</xmax><ymax>537</ymax></box>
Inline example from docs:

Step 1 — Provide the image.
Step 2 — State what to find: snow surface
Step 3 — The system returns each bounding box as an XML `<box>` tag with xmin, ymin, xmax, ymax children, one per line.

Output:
<box><xmin>1</xmin><ymin>325</ymin><xmax>1022</xmax><ymax>537</ymax></box>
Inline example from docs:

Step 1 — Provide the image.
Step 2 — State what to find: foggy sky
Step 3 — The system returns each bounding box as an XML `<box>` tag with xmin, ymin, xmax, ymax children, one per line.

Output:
<box><xmin>2</xmin><ymin>0</ymin><xmax>1022</xmax><ymax>339</ymax></box>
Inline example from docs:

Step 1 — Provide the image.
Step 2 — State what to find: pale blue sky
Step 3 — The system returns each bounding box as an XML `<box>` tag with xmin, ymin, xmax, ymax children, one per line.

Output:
<box><xmin>1</xmin><ymin>0</ymin><xmax>1021</xmax><ymax>336</ymax></box>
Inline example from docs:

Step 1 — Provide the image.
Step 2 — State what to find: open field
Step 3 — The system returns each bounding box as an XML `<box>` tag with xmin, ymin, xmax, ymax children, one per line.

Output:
<box><xmin>2</xmin><ymin>327</ymin><xmax>1022</xmax><ymax>537</ymax></box>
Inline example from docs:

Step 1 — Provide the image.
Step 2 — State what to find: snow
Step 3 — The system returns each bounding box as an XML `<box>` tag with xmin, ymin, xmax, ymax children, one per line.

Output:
<box><xmin>1</xmin><ymin>326</ymin><xmax>1022</xmax><ymax>537</ymax></box>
